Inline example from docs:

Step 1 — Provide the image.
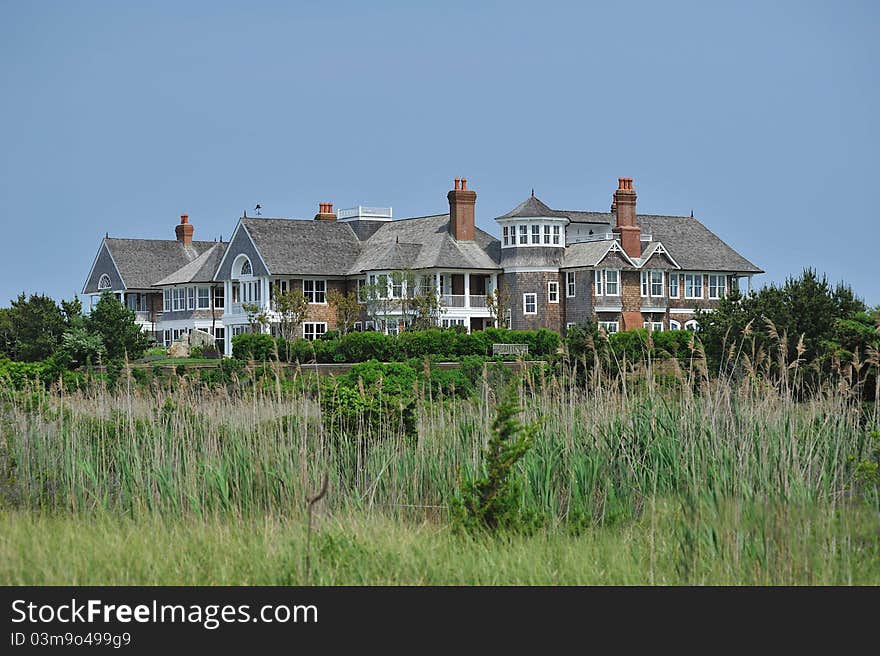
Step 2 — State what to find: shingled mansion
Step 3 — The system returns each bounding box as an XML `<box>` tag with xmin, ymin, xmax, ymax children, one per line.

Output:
<box><xmin>82</xmin><ymin>178</ymin><xmax>762</xmax><ymax>356</ymax></box>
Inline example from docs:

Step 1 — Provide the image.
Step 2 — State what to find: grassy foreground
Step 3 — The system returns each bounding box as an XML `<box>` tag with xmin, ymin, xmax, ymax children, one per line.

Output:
<box><xmin>2</xmin><ymin>501</ymin><xmax>879</xmax><ymax>585</ymax></box>
<box><xmin>1</xmin><ymin>346</ymin><xmax>879</xmax><ymax>585</ymax></box>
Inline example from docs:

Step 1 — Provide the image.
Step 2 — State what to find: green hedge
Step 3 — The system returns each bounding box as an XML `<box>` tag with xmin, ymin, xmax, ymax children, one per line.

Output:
<box><xmin>231</xmin><ymin>328</ymin><xmax>560</xmax><ymax>364</ymax></box>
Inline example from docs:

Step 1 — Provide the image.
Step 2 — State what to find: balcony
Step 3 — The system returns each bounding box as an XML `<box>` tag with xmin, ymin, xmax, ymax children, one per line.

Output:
<box><xmin>441</xmin><ymin>294</ymin><xmax>466</xmax><ymax>308</ymax></box>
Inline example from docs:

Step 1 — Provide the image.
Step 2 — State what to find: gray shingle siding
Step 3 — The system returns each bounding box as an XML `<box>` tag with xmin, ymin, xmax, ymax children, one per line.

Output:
<box><xmin>563</xmin><ymin>271</ymin><xmax>594</xmax><ymax>324</ymax></box>
<box><xmin>83</xmin><ymin>242</ymin><xmax>125</xmax><ymax>293</ymax></box>
<box><xmin>214</xmin><ymin>223</ymin><xmax>270</xmax><ymax>279</ymax></box>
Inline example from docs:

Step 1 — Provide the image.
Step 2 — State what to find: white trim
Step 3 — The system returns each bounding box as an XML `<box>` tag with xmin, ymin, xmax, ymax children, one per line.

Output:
<box><xmin>303</xmin><ymin>321</ymin><xmax>328</xmax><ymax>341</ymax></box>
<box><xmin>82</xmin><ymin>239</ymin><xmax>128</xmax><ymax>294</ymax></box>
<box><xmin>683</xmin><ymin>272</ymin><xmax>704</xmax><ymax>299</ymax></box>
<box><xmin>213</xmin><ymin>219</ymin><xmax>272</xmax><ymax>280</ymax></box>
<box><xmin>669</xmin><ymin>308</ymin><xmax>696</xmax><ymax>314</ymax></box>
<box><xmin>503</xmin><ymin>266</ymin><xmax>560</xmax><ymax>273</ymax></box>
<box><xmin>669</xmin><ymin>319</ymin><xmax>682</xmax><ymax>330</ymax></box>
<box><xmin>636</xmin><ymin>242</ymin><xmax>682</xmax><ymax>270</ymax></box>
<box><xmin>594</xmin><ymin>305</ymin><xmax>623</xmax><ymax>313</ymax></box>
<box><xmin>302</xmin><ymin>278</ymin><xmax>328</xmax><ymax>305</ymax></box>
<box><xmin>523</xmin><ymin>292</ymin><xmax>537</xmax><ymax>315</ymax></box>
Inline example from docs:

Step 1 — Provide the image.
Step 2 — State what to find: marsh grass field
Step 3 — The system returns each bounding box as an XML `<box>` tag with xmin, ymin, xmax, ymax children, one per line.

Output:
<box><xmin>1</xmin><ymin>352</ymin><xmax>879</xmax><ymax>585</ymax></box>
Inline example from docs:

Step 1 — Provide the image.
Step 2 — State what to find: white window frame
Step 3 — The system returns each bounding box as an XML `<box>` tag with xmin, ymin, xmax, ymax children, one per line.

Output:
<box><xmin>354</xmin><ymin>321</ymin><xmax>363</xmax><ymax>332</ymax></box>
<box><xmin>598</xmin><ymin>320</ymin><xmax>619</xmax><ymax>334</ymax></box>
<box><xmin>640</xmin><ymin>271</ymin><xmax>649</xmax><ymax>297</ymax></box>
<box><xmin>548</xmin><ymin>281</ymin><xmax>559</xmax><ymax>304</ymax></box>
<box><xmin>502</xmin><ymin>226</ymin><xmax>509</xmax><ymax>246</ymax></box>
<box><xmin>604</xmin><ymin>269</ymin><xmax>620</xmax><ymax>296</ymax></box>
<box><xmin>594</xmin><ymin>270</ymin><xmax>603</xmax><ymax>296</ymax></box>
<box><xmin>197</xmin><ymin>286</ymin><xmax>210</xmax><ymax>310</ymax></box>
<box><xmin>669</xmin><ymin>273</ymin><xmax>680</xmax><ymax>299</ymax></box>
<box><xmin>509</xmin><ymin>227</ymin><xmax>517</xmax><ymax>246</ymax></box>
<box><xmin>643</xmin><ymin>321</ymin><xmax>664</xmax><ymax>332</ymax></box>
<box><xmin>685</xmin><ymin>319</ymin><xmax>699</xmax><ymax>332</ymax></box>
<box><xmin>543</xmin><ymin>225</ymin><xmax>551</xmax><ymax>245</ymax></box>
<box><xmin>523</xmin><ymin>293</ymin><xmax>537</xmax><ymax>315</ymax></box>
<box><xmin>708</xmin><ymin>274</ymin><xmax>727</xmax><ymax>299</ymax></box>
<box><xmin>504</xmin><ymin>308</ymin><xmax>512</xmax><ymax>329</ymax></box>
<box><xmin>163</xmin><ymin>289</ymin><xmax>171</xmax><ymax>312</ymax></box>
<box><xmin>531</xmin><ymin>224</ymin><xmax>540</xmax><ymax>245</ymax></box>
<box><xmin>669</xmin><ymin>319</ymin><xmax>682</xmax><ymax>330</ymax></box>
<box><xmin>552</xmin><ymin>225</ymin><xmax>560</xmax><ymax>245</ymax></box>
<box><xmin>566</xmin><ymin>271</ymin><xmax>576</xmax><ymax>298</ymax></box>
<box><xmin>303</xmin><ymin>279</ymin><xmax>327</xmax><ymax>304</ymax></box>
<box><xmin>684</xmin><ymin>273</ymin><xmax>703</xmax><ymax>299</ymax></box>
<box><xmin>187</xmin><ymin>287</ymin><xmax>195</xmax><ymax>311</ymax></box>
<box><xmin>519</xmin><ymin>224</ymin><xmax>528</xmax><ymax>244</ymax></box>
<box><xmin>213</xmin><ymin>286</ymin><xmax>224</xmax><ymax>309</ymax></box>
<box><xmin>303</xmin><ymin>321</ymin><xmax>327</xmax><ymax>341</ymax></box>
<box><xmin>651</xmin><ymin>270</ymin><xmax>664</xmax><ymax>297</ymax></box>
<box><xmin>98</xmin><ymin>274</ymin><xmax>112</xmax><ymax>290</ymax></box>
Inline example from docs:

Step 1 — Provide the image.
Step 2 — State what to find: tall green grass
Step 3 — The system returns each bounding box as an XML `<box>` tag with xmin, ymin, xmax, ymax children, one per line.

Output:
<box><xmin>1</xmin><ymin>360</ymin><xmax>875</xmax><ymax>525</ymax></box>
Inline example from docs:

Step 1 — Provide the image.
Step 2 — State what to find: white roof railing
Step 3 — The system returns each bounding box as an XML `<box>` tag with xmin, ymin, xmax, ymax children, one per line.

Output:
<box><xmin>337</xmin><ymin>206</ymin><xmax>393</xmax><ymax>220</ymax></box>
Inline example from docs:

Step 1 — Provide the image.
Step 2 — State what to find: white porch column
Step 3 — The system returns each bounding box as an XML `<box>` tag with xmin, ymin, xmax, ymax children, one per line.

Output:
<box><xmin>464</xmin><ymin>272</ymin><xmax>471</xmax><ymax>308</ymax></box>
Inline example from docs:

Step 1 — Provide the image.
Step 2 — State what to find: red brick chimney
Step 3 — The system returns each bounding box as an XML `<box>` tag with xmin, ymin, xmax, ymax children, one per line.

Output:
<box><xmin>448</xmin><ymin>177</ymin><xmax>476</xmax><ymax>241</ymax></box>
<box><xmin>612</xmin><ymin>178</ymin><xmax>641</xmax><ymax>259</ymax></box>
<box><xmin>314</xmin><ymin>202</ymin><xmax>337</xmax><ymax>221</ymax></box>
<box><xmin>175</xmin><ymin>214</ymin><xmax>194</xmax><ymax>245</ymax></box>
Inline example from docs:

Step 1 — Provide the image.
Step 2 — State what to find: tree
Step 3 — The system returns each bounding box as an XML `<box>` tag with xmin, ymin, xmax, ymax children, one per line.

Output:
<box><xmin>6</xmin><ymin>293</ymin><xmax>66</xmax><ymax>361</ymax></box>
<box><xmin>242</xmin><ymin>302</ymin><xmax>270</xmax><ymax>334</ymax></box>
<box><xmin>0</xmin><ymin>308</ymin><xmax>13</xmax><ymax>358</ymax></box>
<box><xmin>271</xmin><ymin>287</ymin><xmax>310</xmax><ymax>343</ymax></box>
<box><xmin>85</xmin><ymin>292</ymin><xmax>150</xmax><ymax>361</ymax></box>
<box><xmin>697</xmin><ymin>268</ymin><xmax>873</xmax><ymax>376</ymax></box>
<box><xmin>486</xmin><ymin>287</ymin><xmax>511</xmax><ymax>328</ymax></box>
<box><xmin>327</xmin><ymin>289</ymin><xmax>361</xmax><ymax>335</ymax></box>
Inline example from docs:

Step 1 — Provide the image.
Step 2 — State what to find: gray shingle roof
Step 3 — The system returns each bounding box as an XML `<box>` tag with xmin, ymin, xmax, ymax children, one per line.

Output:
<box><xmin>105</xmin><ymin>238</ymin><xmax>218</xmax><ymax>290</ymax></box>
<box><xmin>497</xmin><ymin>195</ymin><xmax>570</xmax><ymax>220</ymax></box>
<box><xmin>561</xmin><ymin>240</ymin><xmax>622</xmax><ymax>268</ymax></box>
<box><xmin>637</xmin><ymin>214</ymin><xmax>762</xmax><ymax>273</ymax></box>
<box><xmin>241</xmin><ymin>218</ymin><xmax>362</xmax><ymax>276</ymax></box>
<box><xmin>154</xmin><ymin>243</ymin><xmax>227</xmax><ymax>286</ymax></box>
<box><xmin>555</xmin><ymin>210</ymin><xmax>761</xmax><ymax>274</ymax></box>
<box><xmin>349</xmin><ymin>214</ymin><xmax>500</xmax><ymax>273</ymax></box>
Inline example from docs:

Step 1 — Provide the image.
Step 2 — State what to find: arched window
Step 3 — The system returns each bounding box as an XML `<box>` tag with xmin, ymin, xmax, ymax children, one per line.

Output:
<box><xmin>684</xmin><ymin>319</ymin><xmax>699</xmax><ymax>332</ymax></box>
<box><xmin>233</xmin><ymin>255</ymin><xmax>253</xmax><ymax>278</ymax></box>
<box><xmin>98</xmin><ymin>274</ymin><xmax>111</xmax><ymax>290</ymax></box>
<box><xmin>669</xmin><ymin>319</ymin><xmax>681</xmax><ymax>331</ymax></box>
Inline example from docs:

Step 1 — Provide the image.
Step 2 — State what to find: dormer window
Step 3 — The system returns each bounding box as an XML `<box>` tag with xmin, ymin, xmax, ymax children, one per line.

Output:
<box><xmin>98</xmin><ymin>274</ymin><xmax>111</xmax><ymax>290</ymax></box>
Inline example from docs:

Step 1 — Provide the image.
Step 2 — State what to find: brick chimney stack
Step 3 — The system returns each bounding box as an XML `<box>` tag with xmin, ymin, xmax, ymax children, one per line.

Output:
<box><xmin>447</xmin><ymin>177</ymin><xmax>476</xmax><ymax>241</ymax></box>
<box><xmin>612</xmin><ymin>178</ymin><xmax>641</xmax><ymax>258</ymax></box>
<box><xmin>175</xmin><ymin>214</ymin><xmax>194</xmax><ymax>245</ymax></box>
<box><xmin>314</xmin><ymin>202</ymin><xmax>337</xmax><ymax>221</ymax></box>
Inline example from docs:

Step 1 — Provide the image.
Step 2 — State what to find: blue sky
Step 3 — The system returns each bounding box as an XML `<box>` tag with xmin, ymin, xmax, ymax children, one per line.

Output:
<box><xmin>1</xmin><ymin>0</ymin><xmax>877</xmax><ymax>306</ymax></box>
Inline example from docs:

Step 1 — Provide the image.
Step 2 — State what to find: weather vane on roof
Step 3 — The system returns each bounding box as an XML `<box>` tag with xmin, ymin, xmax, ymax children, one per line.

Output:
<box><xmin>254</xmin><ymin>203</ymin><xmax>262</xmax><ymax>216</ymax></box>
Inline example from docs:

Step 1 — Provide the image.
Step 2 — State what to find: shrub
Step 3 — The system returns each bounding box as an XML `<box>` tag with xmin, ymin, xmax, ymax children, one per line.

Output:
<box><xmin>231</xmin><ymin>333</ymin><xmax>277</xmax><ymax>361</ymax></box>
